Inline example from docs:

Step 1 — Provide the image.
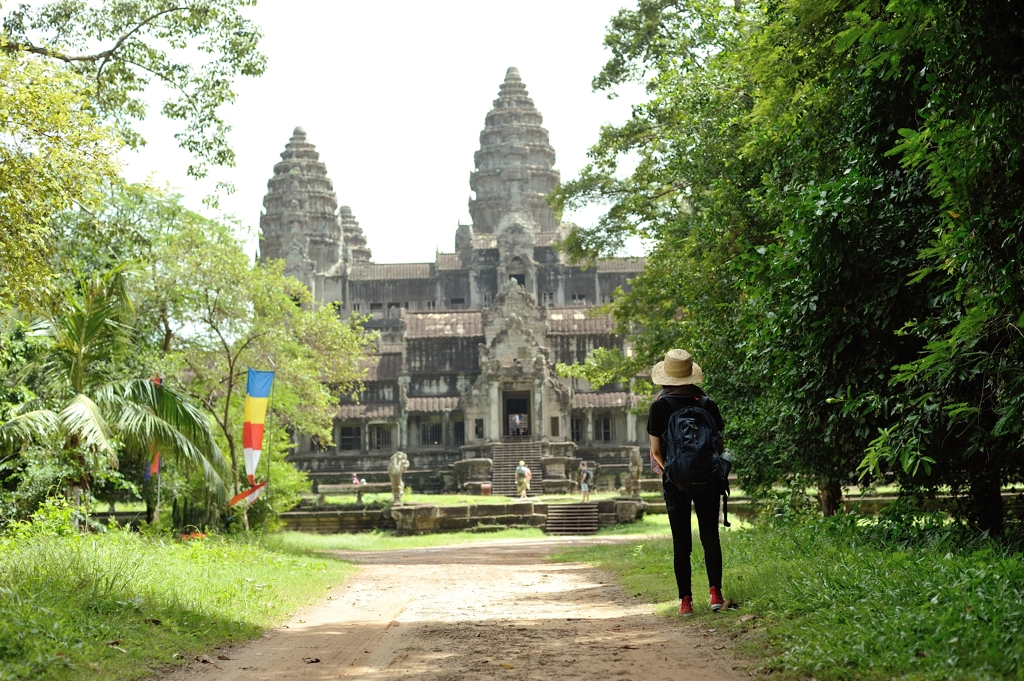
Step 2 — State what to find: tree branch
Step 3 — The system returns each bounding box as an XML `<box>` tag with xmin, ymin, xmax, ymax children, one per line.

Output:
<box><xmin>3</xmin><ymin>6</ymin><xmax>186</xmax><ymax>65</ymax></box>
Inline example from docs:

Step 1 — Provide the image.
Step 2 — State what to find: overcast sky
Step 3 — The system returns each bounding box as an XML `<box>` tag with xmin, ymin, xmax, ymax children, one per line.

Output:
<box><xmin>119</xmin><ymin>1</ymin><xmax>643</xmax><ymax>263</ymax></box>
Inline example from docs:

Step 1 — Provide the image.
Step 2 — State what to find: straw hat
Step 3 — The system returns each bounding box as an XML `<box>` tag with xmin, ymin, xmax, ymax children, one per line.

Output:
<box><xmin>650</xmin><ymin>349</ymin><xmax>703</xmax><ymax>386</ymax></box>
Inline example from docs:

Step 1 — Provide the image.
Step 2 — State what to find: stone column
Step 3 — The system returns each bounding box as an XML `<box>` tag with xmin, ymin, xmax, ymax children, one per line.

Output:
<box><xmin>585</xmin><ymin>409</ymin><xmax>594</xmax><ymax>445</ymax></box>
<box><xmin>627</xmin><ymin>409</ymin><xmax>636</xmax><ymax>444</ymax></box>
<box><xmin>533</xmin><ymin>378</ymin><xmax>543</xmax><ymax>439</ymax></box>
<box><xmin>361</xmin><ymin>419</ymin><xmax>369</xmax><ymax>452</ymax></box>
<box><xmin>443</xmin><ymin>411</ymin><xmax>451</xmax><ymax>448</ymax></box>
<box><xmin>489</xmin><ymin>382</ymin><xmax>500</xmax><ymax>441</ymax></box>
<box><xmin>593</xmin><ymin>268</ymin><xmax>600</xmax><ymax>305</ymax></box>
<box><xmin>556</xmin><ymin>271</ymin><xmax>565</xmax><ymax>306</ymax></box>
<box><xmin>469</xmin><ymin>269</ymin><xmax>478</xmax><ymax>308</ymax></box>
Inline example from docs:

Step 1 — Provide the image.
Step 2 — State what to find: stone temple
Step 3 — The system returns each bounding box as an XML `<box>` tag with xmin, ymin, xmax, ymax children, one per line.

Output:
<box><xmin>260</xmin><ymin>67</ymin><xmax>646</xmax><ymax>495</ymax></box>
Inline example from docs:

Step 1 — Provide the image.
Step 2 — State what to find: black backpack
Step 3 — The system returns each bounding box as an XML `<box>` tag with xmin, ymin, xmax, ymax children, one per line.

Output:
<box><xmin>662</xmin><ymin>396</ymin><xmax>732</xmax><ymax>525</ymax></box>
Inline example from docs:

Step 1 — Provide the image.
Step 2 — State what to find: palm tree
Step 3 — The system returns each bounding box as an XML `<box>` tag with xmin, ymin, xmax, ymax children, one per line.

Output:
<box><xmin>0</xmin><ymin>269</ymin><xmax>228</xmax><ymax>526</ymax></box>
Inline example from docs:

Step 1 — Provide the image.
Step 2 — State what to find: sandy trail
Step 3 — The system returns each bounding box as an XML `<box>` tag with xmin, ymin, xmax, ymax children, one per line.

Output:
<box><xmin>169</xmin><ymin>536</ymin><xmax>747</xmax><ymax>680</ymax></box>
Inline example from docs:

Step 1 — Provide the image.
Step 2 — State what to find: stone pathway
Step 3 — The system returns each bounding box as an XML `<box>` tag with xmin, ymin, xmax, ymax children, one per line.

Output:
<box><xmin>168</xmin><ymin>537</ymin><xmax>748</xmax><ymax>680</ymax></box>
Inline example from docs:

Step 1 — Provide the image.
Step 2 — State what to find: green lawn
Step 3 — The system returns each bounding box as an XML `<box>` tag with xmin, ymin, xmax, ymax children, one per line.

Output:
<box><xmin>0</xmin><ymin>530</ymin><xmax>352</xmax><ymax>680</ymax></box>
<box><xmin>552</xmin><ymin>515</ymin><xmax>1024</xmax><ymax>680</ymax></box>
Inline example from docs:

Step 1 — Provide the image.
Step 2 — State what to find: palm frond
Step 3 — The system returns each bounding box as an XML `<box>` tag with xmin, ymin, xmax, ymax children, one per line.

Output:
<box><xmin>60</xmin><ymin>394</ymin><xmax>116</xmax><ymax>466</ymax></box>
<box><xmin>0</xmin><ymin>409</ymin><xmax>60</xmax><ymax>446</ymax></box>
<box><xmin>97</xmin><ymin>379</ymin><xmax>229</xmax><ymax>501</ymax></box>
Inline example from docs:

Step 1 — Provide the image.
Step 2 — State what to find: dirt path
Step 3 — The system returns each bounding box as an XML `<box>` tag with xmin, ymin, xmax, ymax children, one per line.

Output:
<box><xmin>169</xmin><ymin>536</ymin><xmax>748</xmax><ymax>680</ymax></box>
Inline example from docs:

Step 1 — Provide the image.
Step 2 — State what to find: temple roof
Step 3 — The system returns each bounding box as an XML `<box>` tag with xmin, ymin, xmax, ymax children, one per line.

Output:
<box><xmin>348</xmin><ymin>263</ymin><xmax>432</xmax><ymax>281</ymax></box>
<box><xmin>406</xmin><ymin>396</ymin><xmax>460</xmax><ymax>413</ymax></box>
<box><xmin>403</xmin><ymin>311</ymin><xmax>484</xmax><ymax>339</ymax></box>
<box><xmin>546</xmin><ymin>308</ymin><xmax>617</xmax><ymax>335</ymax></box>
<box><xmin>361</xmin><ymin>353</ymin><xmax>401</xmax><ymax>381</ymax></box>
<box><xmin>337</xmin><ymin>403</ymin><xmax>397</xmax><ymax>419</ymax></box>
<box><xmin>597</xmin><ymin>258</ymin><xmax>646</xmax><ymax>273</ymax></box>
<box><xmin>572</xmin><ymin>391</ymin><xmax>635</xmax><ymax>409</ymax></box>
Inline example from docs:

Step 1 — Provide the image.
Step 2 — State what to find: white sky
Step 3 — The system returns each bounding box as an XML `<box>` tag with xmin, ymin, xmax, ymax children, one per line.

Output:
<box><xmin>116</xmin><ymin>0</ymin><xmax>644</xmax><ymax>263</ymax></box>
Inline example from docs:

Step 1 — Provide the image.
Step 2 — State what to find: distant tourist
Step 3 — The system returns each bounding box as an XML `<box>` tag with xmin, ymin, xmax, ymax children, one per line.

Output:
<box><xmin>647</xmin><ymin>349</ymin><xmax>728</xmax><ymax>616</ymax></box>
<box><xmin>515</xmin><ymin>460</ymin><xmax>532</xmax><ymax>498</ymax></box>
<box><xmin>579</xmin><ymin>462</ymin><xmax>593</xmax><ymax>503</ymax></box>
<box><xmin>351</xmin><ymin>473</ymin><xmax>361</xmax><ymax>485</ymax></box>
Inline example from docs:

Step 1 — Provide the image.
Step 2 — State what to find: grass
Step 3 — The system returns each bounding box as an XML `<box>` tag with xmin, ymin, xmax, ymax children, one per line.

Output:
<box><xmin>0</xmin><ymin>530</ymin><xmax>352</xmax><ymax>680</ymax></box>
<box><xmin>552</xmin><ymin>513</ymin><xmax>1024</xmax><ymax>680</ymax></box>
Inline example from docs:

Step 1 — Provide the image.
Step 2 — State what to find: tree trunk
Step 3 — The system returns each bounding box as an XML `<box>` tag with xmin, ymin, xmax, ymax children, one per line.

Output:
<box><xmin>967</xmin><ymin>461</ymin><xmax>1003</xmax><ymax>536</ymax></box>
<box><xmin>818</xmin><ymin>477</ymin><xmax>843</xmax><ymax>517</ymax></box>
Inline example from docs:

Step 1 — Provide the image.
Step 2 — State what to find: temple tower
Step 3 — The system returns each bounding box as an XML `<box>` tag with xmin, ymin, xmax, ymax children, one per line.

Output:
<box><xmin>339</xmin><ymin>206</ymin><xmax>372</xmax><ymax>264</ymax></box>
<box><xmin>469</xmin><ymin>67</ymin><xmax>560</xmax><ymax>234</ymax></box>
<box><xmin>260</xmin><ymin>127</ymin><xmax>344</xmax><ymax>276</ymax></box>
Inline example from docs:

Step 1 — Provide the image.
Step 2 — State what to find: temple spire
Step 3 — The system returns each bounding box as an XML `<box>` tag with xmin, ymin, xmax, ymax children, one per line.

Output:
<box><xmin>259</xmin><ymin>127</ymin><xmax>344</xmax><ymax>276</ymax></box>
<box><xmin>468</xmin><ymin>67</ymin><xmax>560</xmax><ymax>234</ymax></box>
<box><xmin>339</xmin><ymin>206</ymin><xmax>372</xmax><ymax>263</ymax></box>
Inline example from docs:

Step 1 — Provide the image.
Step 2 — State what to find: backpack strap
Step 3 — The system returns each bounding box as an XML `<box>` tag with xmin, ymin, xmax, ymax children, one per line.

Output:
<box><xmin>698</xmin><ymin>395</ymin><xmax>710</xmax><ymax>410</ymax></box>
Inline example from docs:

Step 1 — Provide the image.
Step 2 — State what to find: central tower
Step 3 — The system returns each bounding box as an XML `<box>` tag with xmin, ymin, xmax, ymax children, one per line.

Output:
<box><xmin>468</xmin><ymin>67</ymin><xmax>560</xmax><ymax>234</ymax></box>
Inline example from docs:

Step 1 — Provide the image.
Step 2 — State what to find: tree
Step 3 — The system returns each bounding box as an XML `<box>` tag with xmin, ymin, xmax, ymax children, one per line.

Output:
<box><xmin>1</xmin><ymin>0</ymin><xmax>265</xmax><ymax>308</ymax></box>
<box><xmin>0</xmin><ymin>269</ymin><xmax>228</xmax><ymax>524</ymax></box>
<box><xmin>119</xmin><ymin>193</ymin><xmax>374</xmax><ymax>506</ymax></box>
<box><xmin>558</xmin><ymin>0</ymin><xmax>1024</xmax><ymax>532</ymax></box>
<box><xmin>2</xmin><ymin>0</ymin><xmax>266</xmax><ymax>178</ymax></box>
<box><xmin>0</xmin><ymin>44</ymin><xmax>118</xmax><ymax>307</ymax></box>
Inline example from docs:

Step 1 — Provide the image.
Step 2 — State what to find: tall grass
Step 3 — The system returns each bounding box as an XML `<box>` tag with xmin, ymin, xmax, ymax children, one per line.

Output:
<box><xmin>0</xmin><ymin>530</ymin><xmax>351</xmax><ymax>680</ymax></box>
<box><xmin>554</xmin><ymin>513</ymin><xmax>1024</xmax><ymax>680</ymax></box>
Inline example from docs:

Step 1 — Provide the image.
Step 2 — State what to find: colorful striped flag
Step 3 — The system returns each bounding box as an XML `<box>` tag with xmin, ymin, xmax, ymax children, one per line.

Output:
<box><xmin>228</xmin><ymin>481</ymin><xmax>266</xmax><ymax>508</ymax></box>
<box><xmin>145</xmin><ymin>451</ymin><xmax>160</xmax><ymax>480</ymax></box>
<box><xmin>242</xmin><ymin>369</ymin><xmax>274</xmax><ymax>485</ymax></box>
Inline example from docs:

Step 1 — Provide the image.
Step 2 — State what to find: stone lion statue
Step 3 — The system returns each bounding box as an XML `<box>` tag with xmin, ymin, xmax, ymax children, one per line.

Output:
<box><xmin>627</xmin><ymin>447</ymin><xmax>643</xmax><ymax>498</ymax></box>
<box><xmin>388</xmin><ymin>451</ymin><xmax>410</xmax><ymax>503</ymax></box>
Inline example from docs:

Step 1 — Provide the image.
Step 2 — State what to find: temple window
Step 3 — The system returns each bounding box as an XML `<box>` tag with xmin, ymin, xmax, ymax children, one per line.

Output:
<box><xmin>571</xmin><ymin>418</ymin><xmax>583</xmax><ymax>443</ymax></box>
<box><xmin>420</xmin><ymin>418</ymin><xmax>443</xmax><ymax>446</ymax></box>
<box><xmin>368</xmin><ymin>424</ymin><xmax>392</xmax><ymax>450</ymax></box>
<box><xmin>337</xmin><ymin>425</ymin><xmax>361</xmax><ymax>451</ymax></box>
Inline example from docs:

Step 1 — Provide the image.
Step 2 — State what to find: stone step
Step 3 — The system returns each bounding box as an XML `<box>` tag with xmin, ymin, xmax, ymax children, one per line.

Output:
<box><xmin>545</xmin><ymin>503</ymin><xmax>600</xmax><ymax>535</ymax></box>
<box><xmin>491</xmin><ymin>443</ymin><xmax>543</xmax><ymax>497</ymax></box>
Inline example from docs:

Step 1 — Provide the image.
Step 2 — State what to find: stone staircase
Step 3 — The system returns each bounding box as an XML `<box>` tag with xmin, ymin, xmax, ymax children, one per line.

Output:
<box><xmin>491</xmin><ymin>442</ymin><xmax>543</xmax><ymax>497</ymax></box>
<box><xmin>545</xmin><ymin>503</ymin><xmax>600</xmax><ymax>535</ymax></box>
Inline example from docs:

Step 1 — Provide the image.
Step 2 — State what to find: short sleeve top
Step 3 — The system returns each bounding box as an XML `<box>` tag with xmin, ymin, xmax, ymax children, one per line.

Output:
<box><xmin>645</xmin><ymin>386</ymin><xmax>725</xmax><ymax>440</ymax></box>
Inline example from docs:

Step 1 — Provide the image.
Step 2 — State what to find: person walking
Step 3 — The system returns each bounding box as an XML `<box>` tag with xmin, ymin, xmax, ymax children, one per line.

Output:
<box><xmin>579</xmin><ymin>462</ymin><xmax>593</xmax><ymax>503</ymax></box>
<box><xmin>646</xmin><ymin>349</ymin><xmax>727</xmax><ymax>616</ymax></box>
<box><xmin>515</xmin><ymin>460</ymin><xmax>532</xmax><ymax>499</ymax></box>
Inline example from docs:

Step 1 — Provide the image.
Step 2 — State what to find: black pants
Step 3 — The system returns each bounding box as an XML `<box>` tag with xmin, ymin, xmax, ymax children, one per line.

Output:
<box><xmin>664</xmin><ymin>479</ymin><xmax>723</xmax><ymax>598</ymax></box>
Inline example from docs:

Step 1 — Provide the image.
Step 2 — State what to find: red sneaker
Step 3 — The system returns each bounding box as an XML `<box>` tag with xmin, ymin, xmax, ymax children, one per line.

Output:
<box><xmin>709</xmin><ymin>586</ymin><xmax>724</xmax><ymax>612</ymax></box>
<box><xmin>678</xmin><ymin>595</ymin><xmax>694</xmax><ymax>616</ymax></box>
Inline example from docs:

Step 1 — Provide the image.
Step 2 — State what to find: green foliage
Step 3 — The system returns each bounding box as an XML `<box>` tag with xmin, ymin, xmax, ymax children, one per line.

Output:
<box><xmin>558</xmin><ymin>0</ymin><xmax>1024</xmax><ymax>531</ymax></box>
<box><xmin>555</xmin><ymin>515</ymin><xmax>1024</xmax><ymax>679</ymax></box>
<box><xmin>0</xmin><ymin>530</ymin><xmax>351</xmax><ymax>680</ymax></box>
<box><xmin>127</xmin><ymin>195</ymin><xmax>375</xmax><ymax>497</ymax></box>
<box><xmin>2</xmin><ymin>0</ymin><xmax>266</xmax><ymax>179</ymax></box>
<box><xmin>0</xmin><ymin>267</ymin><xmax>228</xmax><ymax>513</ymax></box>
<box><xmin>0</xmin><ymin>46</ymin><xmax>118</xmax><ymax>307</ymax></box>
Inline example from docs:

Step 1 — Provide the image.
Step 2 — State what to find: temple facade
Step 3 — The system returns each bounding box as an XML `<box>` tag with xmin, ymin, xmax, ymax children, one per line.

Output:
<box><xmin>259</xmin><ymin>68</ymin><xmax>647</xmax><ymax>494</ymax></box>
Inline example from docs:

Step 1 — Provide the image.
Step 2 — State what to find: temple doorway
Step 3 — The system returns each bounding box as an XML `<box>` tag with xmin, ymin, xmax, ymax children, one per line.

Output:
<box><xmin>503</xmin><ymin>391</ymin><xmax>530</xmax><ymax>438</ymax></box>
